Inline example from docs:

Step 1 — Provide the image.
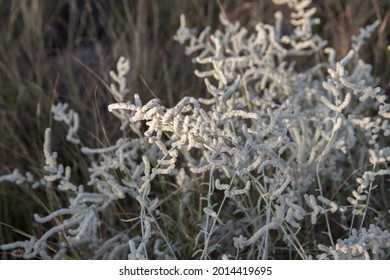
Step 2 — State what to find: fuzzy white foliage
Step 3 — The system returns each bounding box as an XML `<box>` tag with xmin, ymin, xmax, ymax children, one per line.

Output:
<box><xmin>51</xmin><ymin>103</ymin><xmax>81</xmax><ymax>145</ymax></box>
<box><xmin>109</xmin><ymin>56</ymin><xmax>130</xmax><ymax>102</ymax></box>
<box><xmin>318</xmin><ymin>225</ymin><xmax>390</xmax><ymax>260</ymax></box>
<box><xmin>352</xmin><ymin>20</ymin><xmax>381</xmax><ymax>53</ymax></box>
<box><xmin>1</xmin><ymin>0</ymin><xmax>390</xmax><ymax>260</ymax></box>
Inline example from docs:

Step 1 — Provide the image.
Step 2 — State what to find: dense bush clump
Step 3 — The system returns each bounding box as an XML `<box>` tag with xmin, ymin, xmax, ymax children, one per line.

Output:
<box><xmin>1</xmin><ymin>0</ymin><xmax>390</xmax><ymax>259</ymax></box>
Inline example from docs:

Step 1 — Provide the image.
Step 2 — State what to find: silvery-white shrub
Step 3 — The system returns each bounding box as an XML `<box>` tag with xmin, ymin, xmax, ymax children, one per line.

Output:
<box><xmin>1</xmin><ymin>0</ymin><xmax>389</xmax><ymax>260</ymax></box>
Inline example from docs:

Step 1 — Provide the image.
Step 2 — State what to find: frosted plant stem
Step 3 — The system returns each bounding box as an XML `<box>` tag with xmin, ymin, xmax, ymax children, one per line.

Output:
<box><xmin>315</xmin><ymin>114</ymin><xmax>340</xmax><ymax>248</ymax></box>
<box><xmin>359</xmin><ymin>164</ymin><xmax>376</xmax><ymax>230</ymax></box>
<box><xmin>205</xmin><ymin>193</ymin><xmax>229</xmax><ymax>256</ymax></box>
<box><xmin>249</xmin><ymin>174</ymin><xmax>308</xmax><ymax>259</ymax></box>
<box><xmin>262</xmin><ymin>179</ymin><xmax>271</xmax><ymax>260</ymax></box>
<box><xmin>201</xmin><ymin>171</ymin><xmax>214</xmax><ymax>260</ymax></box>
<box><xmin>139</xmin><ymin>205</ymin><xmax>148</xmax><ymax>259</ymax></box>
<box><xmin>145</xmin><ymin>204</ymin><xmax>177</xmax><ymax>260</ymax></box>
<box><xmin>349</xmin><ymin>212</ymin><xmax>356</xmax><ymax>237</ymax></box>
<box><xmin>202</xmin><ymin>172</ymin><xmax>239</xmax><ymax>259</ymax></box>
<box><xmin>316</xmin><ymin>164</ymin><xmax>334</xmax><ymax>247</ymax></box>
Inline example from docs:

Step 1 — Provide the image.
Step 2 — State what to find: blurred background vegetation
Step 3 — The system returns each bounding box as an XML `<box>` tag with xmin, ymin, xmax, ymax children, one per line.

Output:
<box><xmin>0</xmin><ymin>0</ymin><xmax>389</xmax><ymax>259</ymax></box>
